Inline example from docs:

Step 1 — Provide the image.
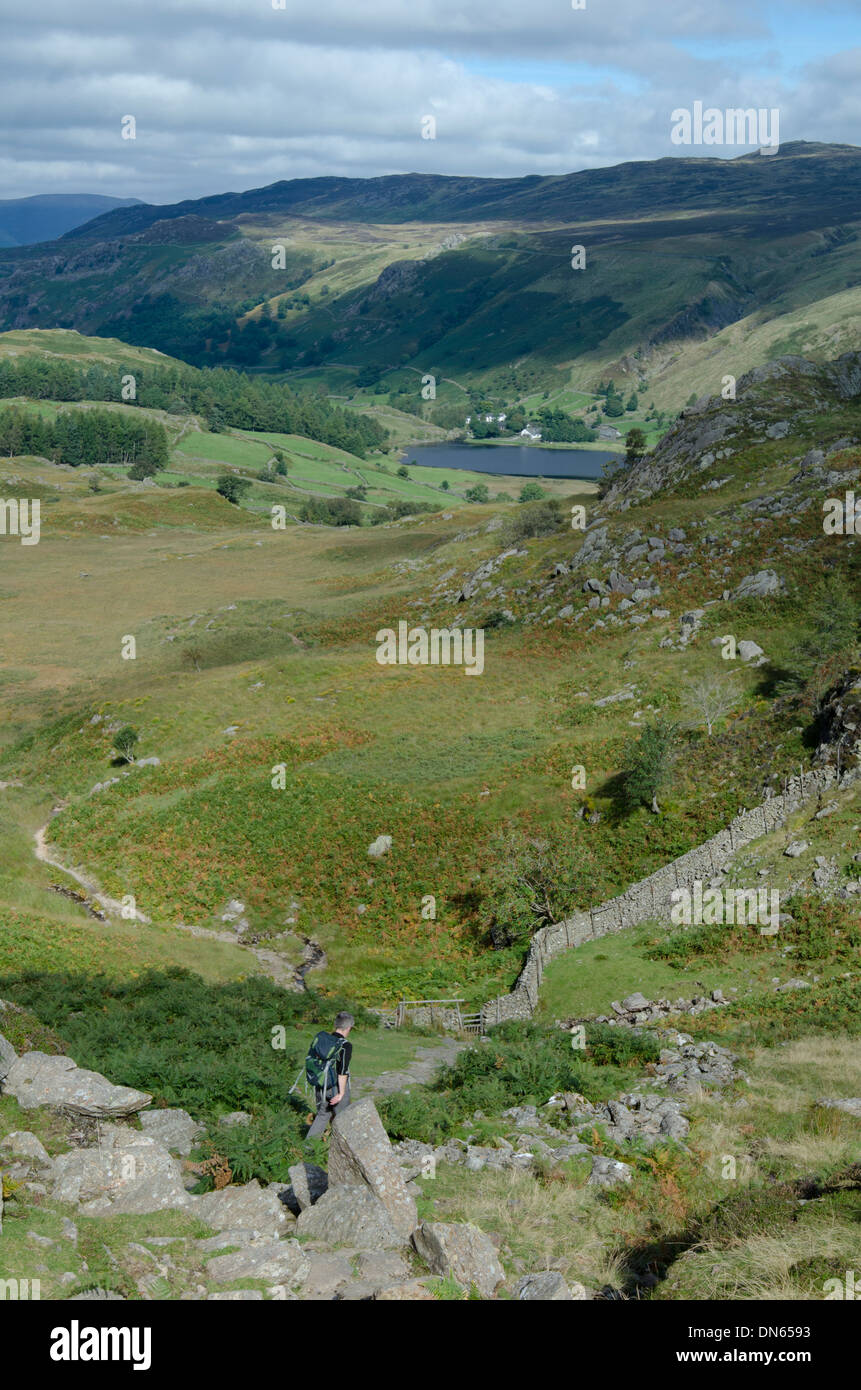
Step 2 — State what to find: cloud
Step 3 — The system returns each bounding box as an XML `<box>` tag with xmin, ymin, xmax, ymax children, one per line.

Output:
<box><xmin>0</xmin><ymin>0</ymin><xmax>857</xmax><ymax>202</ymax></box>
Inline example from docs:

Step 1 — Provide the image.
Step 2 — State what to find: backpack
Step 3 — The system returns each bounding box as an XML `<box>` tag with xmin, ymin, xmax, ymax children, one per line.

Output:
<box><xmin>304</xmin><ymin>1031</ymin><xmax>345</xmax><ymax>1093</ymax></box>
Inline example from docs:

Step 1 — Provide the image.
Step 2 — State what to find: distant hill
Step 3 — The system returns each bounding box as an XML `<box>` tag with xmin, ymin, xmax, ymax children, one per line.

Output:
<box><xmin>0</xmin><ymin>194</ymin><xmax>143</xmax><ymax>247</ymax></box>
<box><xmin>0</xmin><ymin>144</ymin><xmax>859</xmax><ymax>414</ymax></box>
<box><xmin>59</xmin><ymin>142</ymin><xmax>861</xmax><ymax>238</ymax></box>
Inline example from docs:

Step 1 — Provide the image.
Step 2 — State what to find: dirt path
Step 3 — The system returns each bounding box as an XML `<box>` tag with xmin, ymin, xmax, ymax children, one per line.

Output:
<box><xmin>33</xmin><ymin>817</ymin><xmax>301</xmax><ymax>989</ymax></box>
<box><xmin>351</xmin><ymin>1037</ymin><xmax>470</xmax><ymax>1099</ymax></box>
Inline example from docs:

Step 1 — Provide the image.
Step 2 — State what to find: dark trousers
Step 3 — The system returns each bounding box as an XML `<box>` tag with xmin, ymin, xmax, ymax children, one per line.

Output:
<box><xmin>306</xmin><ymin>1080</ymin><xmax>351</xmax><ymax>1139</ymax></box>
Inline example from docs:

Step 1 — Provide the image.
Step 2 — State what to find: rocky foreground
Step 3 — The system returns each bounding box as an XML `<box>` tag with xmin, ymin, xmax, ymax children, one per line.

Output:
<box><xmin>1</xmin><ymin>996</ymin><xmax>757</xmax><ymax>1301</ymax></box>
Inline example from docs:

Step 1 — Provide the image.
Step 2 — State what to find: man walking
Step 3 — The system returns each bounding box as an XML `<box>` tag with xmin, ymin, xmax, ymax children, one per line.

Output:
<box><xmin>304</xmin><ymin>1011</ymin><xmax>354</xmax><ymax>1140</ymax></box>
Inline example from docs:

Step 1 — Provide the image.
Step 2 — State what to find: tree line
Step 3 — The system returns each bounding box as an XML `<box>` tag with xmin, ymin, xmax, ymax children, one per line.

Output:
<box><xmin>0</xmin><ymin>355</ymin><xmax>387</xmax><ymax>459</ymax></box>
<box><xmin>0</xmin><ymin>405</ymin><xmax>169</xmax><ymax>476</ymax></box>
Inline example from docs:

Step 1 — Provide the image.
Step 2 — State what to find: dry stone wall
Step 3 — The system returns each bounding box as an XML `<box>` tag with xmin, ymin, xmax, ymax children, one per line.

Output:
<box><xmin>480</xmin><ymin>766</ymin><xmax>853</xmax><ymax>1028</ymax></box>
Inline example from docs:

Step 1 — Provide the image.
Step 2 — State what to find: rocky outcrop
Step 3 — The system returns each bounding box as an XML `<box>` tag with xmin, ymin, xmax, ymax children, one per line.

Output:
<box><xmin>4</xmin><ymin>1052</ymin><xmax>152</xmax><ymax>1118</ymax></box>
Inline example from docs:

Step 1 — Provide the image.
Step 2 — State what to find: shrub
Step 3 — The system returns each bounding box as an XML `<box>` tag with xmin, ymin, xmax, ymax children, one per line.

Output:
<box><xmin>503</xmin><ymin>498</ymin><xmax>563</xmax><ymax>543</ymax></box>
<box><xmin>216</xmin><ymin>473</ymin><xmax>252</xmax><ymax>504</ymax></box>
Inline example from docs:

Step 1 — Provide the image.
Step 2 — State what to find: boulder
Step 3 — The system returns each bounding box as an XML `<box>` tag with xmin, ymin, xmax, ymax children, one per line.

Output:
<box><xmin>355</xmin><ymin>1250</ymin><xmax>411</xmax><ymax>1287</ymax></box>
<box><xmin>588</xmin><ymin>1156</ymin><xmax>633</xmax><ymax>1188</ymax></box>
<box><xmin>0</xmin><ymin>1131</ymin><xmax>52</xmax><ymax>1167</ymax></box>
<box><xmin>816</xmin><ymin>1098</ymin><xmax>861</xmax><ymax>1118</ymax></box>
<box><xmin>513</xmin><ymin>1271</ymin><xmax>573</xmax><ymax>1300</ymax></box>
<box><xmin>738</xmin><ymin>640</ymin><xmax>765</xmax><ymax>663</ymax></box>
<box><xmin>367</xmin><ymin>835</ymin><xmax>392</xmax><ymax>859</ymax></box>
<box><xmin>621</xmin><ymin>992</ymin><xmax>650</xmax><ymax>1012</ymax></box>
<box><xmin>296</xmin><ymin>1185</ymin><xmax>404</xmax><ymax>1250</ymax></box>
<box><xmin>52</xmin><ymin>1127</ymin><xmax>190</xmax><ymax>1215</ymax></box>
<box><xmin>301</xmin><ymin>1252</ymin><xmax>354</xmax><ymax>1299</ymax></box>
<box><xmin>194</xmin><ymin>1180</ymin><xmax>292</xmax><ymax>1237</ymax></box>
<box><xmin>328</xmin><ymin>1098</ymin><xmax>417</xmax><ymax>1238</ymax></box>
<box><xmin>284</xmin><ymin>1161</ymin><xmax>328</xmax><ymax>1214</ymax></box>
<box><xmin>0</xmin><ymin>1030</ymin><xmax>17</xmax><ymax>1080</ymax></box>
<box><xmin>376</xmin><ymin>1279</ymin><xmax>435</xmax><ymax>1300</ymax></box>
<box><xmin>732</xmin><ymin>570</ymin><xmax>782</xmax><ymax>600</ymax></box>
<box><xmin>784</xmin><ymin>841</ymin><xmax>808</xmax><ymax>857</ymax></box>
<box><xmin>412</xmin><ymin>1221</ymin><xmax>504</xmax><ymax>1297</ymax></box>
<box><xmin>139</xmin><ymin>1108</ymin><xmax>203</xmax><ymax>1156</ymax></box>
<box><xmin>206</xmin><ymin>1239</ymin><xmax>310</xmax><ymax>1287</ymax></box>
<box><xmin>4</xmin><ymin>1052</ymin><xmax>151</xmax><ymax>1118</ymax></box>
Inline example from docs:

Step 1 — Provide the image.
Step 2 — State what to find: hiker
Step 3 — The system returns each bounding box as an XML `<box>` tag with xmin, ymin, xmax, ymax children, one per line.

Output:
<box><xmin>304</xmin><ymin>1011</ymin><xmax>354</xmax><ymax>1139</ymax></box>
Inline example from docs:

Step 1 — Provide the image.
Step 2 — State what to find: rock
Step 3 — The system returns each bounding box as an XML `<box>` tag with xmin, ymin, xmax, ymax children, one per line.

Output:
<box><xmin>218</xmin><ymin>1111</ymin><xmax>251</xmax><ymax>1128</ymax></box>
<box><xmin>284</xmin><ymin>1161</ymin><xmax>328</xmax><ymax>1214</ymax></box>
<box><xmin>194</xmin><ymin>1180</ymin><xmax>292</xmax><ymax>1237</ymax></box>
<box><xmin>738</xmin><ymin>640</ymin><xmax>765</xmax><ymax>663</ymax></box>
<box><xmin>300</xmin><ymin>1252</ymin><xmax>353</xmax><ymax>1299</ymax></box>
<box><xmin>206</xmin><ymin>1239</ymin><xmax>310</xmax><ymax>1287</ymax></box>
<box><xmin>0</xmin><ymin>1030</ymin><xmax>18</xmax><ymax>1080</ymax></box>
<box><xmin>621</xmin><ymin>992</ymin><xmax>650</xmax><ymax>1012</ymax></box>
<box><xmin>4</xmin><ymin>1052</ymin><xmax>151</xmax><ymax>1118</ymax></box>
<box><xmin>376</xmin><ymin>1279</ymin><xmax>435</xmax><ymax>1300</ymax></box>
<box><xmin>355</xmin><ymin>1250</ymin><xmax>411</xmax><ymax>1287</ymax></box>
<box><xmin>513</xmin><ymin>1271</ymin><xmax>573</xmax><ymax>1300</ymax></box>
<box><xmin>412</xmin><ymin>1221</ymin><xmax>505</xmax><ymax>1297</ymax></box>
<box><xmin>784</xmin><ymin>841</ymin><xmax>808</xmax><ymax>857</ymax></box>
<box><xmin>775</xmin><ymin>978</ymin><xmax>811</xmax><ymax>993</ymax></box>
<box><xmin>296</xmin><ymin>1185</ymin><xmax>404</xmax><ymax>1250</ymax></box>
<box><xmin>139</xmin><ymin>1108</ymin><xmax>203</xmax><ymax>1156</ymax></box>
<box><xmin>0</xmin><ymin>1131</ymin><xmax>52</xmax><ymax>1167</ymax></box>
<box><xmin>52</xmin><ymin>1127</ymin><xmax>190</xmax><ymax>1215</ymax></box>
<box><xmin>816</xmin><ymin>1098</ymin><xmax>861</xmax><ymax>1118</ymax></box>
<box><xmin>367</xmin><ymin>835</ymin><xmax>392</xmax><ymax>859</ymax></box>
<box><xmin>732</xmin><ymin>570</ymin><xmax>782</xmax><ymax>600</ymax></box>
<box><xmin>588</xmin><ymin>1156</ymin><xmax>633</xmax><ymax>1188</ymax></box>
<box><xmin>328</xmin><ymin>1098</ymin><xmax>417</xmax><ymax>1239</ymax></box>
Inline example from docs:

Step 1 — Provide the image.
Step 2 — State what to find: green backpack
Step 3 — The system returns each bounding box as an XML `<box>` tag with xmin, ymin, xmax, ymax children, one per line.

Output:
<box><xmin>304</xmin><ymin>1031</ymin><xmax>345</xmax><ymax>1093</ymax></box>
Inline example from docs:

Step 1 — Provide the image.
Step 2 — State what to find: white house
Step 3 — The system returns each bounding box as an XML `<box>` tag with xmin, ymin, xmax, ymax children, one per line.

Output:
<box><xmin>521</xmin><ymin>423</ymin><xmax>542</xmax><ymax>441</ymax></box>
<box><xmin>597</xmin><ymin>424</ymin><xmax>622</xmax><ymax>440</ymax></box>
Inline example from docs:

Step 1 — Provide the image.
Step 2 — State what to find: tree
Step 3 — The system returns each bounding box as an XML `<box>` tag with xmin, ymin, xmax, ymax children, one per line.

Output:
<box><xmin>519</xmin><ymin>482</ymin><xmax>547</xmax><ymax>502</ymax></box>
<box><xmin>620</xmin><ymin>719</ymin><xmax>679</xmax><ymax>813</ymax></box>
<box><xmin>603</xmin><ymin>395</ymin><xmax>624</xmax><ymax>418</ymax></box>
<box><xmin>625</xmin><ymin>428</ymin><xmax>647</xmax><ymax>465</ymax></box>
<box><xmin>625</xmin><ymin>392</ymin><xmax>638</xmax><ymax>412</ymax></box>
<box><xmin>465</xmin><ymin>483</ymin><xmax>490</xmax><ymax>503</ymax></box>
<box><xmin>397</xmin><ymin>465</ymin><xmax>409</xmax><ymax>479</ymax></box>
<box><xmin>479</xmin><ymin>827</ymin><xmax>585</xmax><ymax>948</ymax></box>
<box><xmin>113</xmin><ymin>726</ymin><xmax>139</xmax><ymax>763</ymax></box>
<box><xmin>684</xmin><ymin>673</ymin><xmax>738</xmax><ymax>736</ymax></box>
<box><xmin>440</xmin><ymin>479</ymin><xmax>450</xmax><ymax>491</ymax></box>
<box><xmin>216</xmin><ymin>473</ymin><xmax>252</xmax><ymax>505</ymax></box>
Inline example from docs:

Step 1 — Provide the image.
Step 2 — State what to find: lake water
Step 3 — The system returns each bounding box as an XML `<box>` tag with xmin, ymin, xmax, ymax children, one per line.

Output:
<box><xmin>405</xmin><ymin>442</ymin><xmax>622</xmax><ymax>480</ymax></box>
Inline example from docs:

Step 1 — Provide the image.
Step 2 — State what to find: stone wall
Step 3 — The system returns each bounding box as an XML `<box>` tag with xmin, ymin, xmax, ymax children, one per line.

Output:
<box><xmin>479</xmin><ymin>766</ymin><xmax>853</xmax><ymax>1029</ymax></box>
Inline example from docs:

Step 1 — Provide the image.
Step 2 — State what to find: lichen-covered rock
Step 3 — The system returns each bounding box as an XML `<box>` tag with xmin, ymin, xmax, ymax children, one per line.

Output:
<box><xmin>296</xmin><ymin>1185</ymin><xmax>404</xmax><ymax>1250</ymax></box>
<box><xmin>4</xmin><ymin>1052</ymin><xmax>151</xmax><ymax>1118</ymax></box>
<box><xmin>329</xmin><ymin>1098</ymin><xmax>417</xmax><ymax>1238</ymax></box>
<box><xmin>412</xmin><ymin>1221</ymin><xmax>504</xmax><ymax>1297</ymax></box>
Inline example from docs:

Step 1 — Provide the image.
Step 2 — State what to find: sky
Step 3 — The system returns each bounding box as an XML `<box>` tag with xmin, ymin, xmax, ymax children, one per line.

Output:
<box><xmin>1</xmin><ymin>0</ymin><xmax>859</xmax><ymax>205</ymax></box>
